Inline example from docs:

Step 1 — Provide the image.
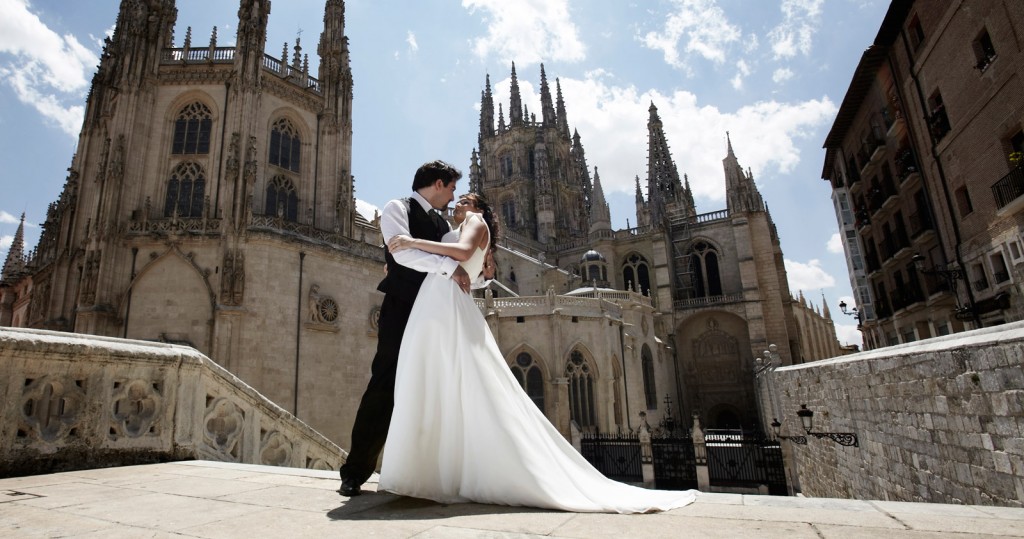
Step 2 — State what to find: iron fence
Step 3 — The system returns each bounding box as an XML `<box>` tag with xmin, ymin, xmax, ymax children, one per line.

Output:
<box><xmin>651</xmin><ymin>433</ymin><xmax>698</xmax><ymax>490</ymax></box>
<box><xmin>579</xmin><ymin>432</ymin><xmax>642</xmax><ymax>483</ymax></box>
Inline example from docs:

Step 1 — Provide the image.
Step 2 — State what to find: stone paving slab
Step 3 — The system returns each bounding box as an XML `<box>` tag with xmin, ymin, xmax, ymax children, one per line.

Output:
<box><xmin>1</xmin><ymin>460</ymin><xmax>1023</xmax><ymax>538</ymax></box>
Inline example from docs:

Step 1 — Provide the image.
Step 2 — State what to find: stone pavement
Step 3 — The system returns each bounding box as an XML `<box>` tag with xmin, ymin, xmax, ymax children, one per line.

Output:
<box><xmin>1</xmin><ymin>461</ymin><xmax>1023</xmax><ymax>538</ymax></box>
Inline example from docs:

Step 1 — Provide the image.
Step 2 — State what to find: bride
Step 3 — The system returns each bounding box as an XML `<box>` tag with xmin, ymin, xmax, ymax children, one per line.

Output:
<box><xmin>379</xmin><ymin>193</ymin><xmax>696</xmax><ymax>514</ymax></box>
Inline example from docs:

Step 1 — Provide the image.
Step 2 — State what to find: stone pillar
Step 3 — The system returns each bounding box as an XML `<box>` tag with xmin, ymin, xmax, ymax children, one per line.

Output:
<box><xmin>638</xmin><ymin>413</ymin><xmax>655</xmax><ymax>488</ymax></box>
<box><xmin>691</xmin><ymin>413</ymin><xmax>710</xmax><ymax>491</ymax></box>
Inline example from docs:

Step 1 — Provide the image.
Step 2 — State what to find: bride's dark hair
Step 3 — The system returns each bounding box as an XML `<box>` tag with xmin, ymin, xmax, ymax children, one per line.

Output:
<box><xmin>462</xmin><ymin>193</ymin><xmax>498</xmax><ymax>252</ymax></box>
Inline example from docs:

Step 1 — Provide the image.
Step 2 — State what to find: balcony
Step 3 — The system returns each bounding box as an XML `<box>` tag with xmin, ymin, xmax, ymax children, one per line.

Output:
<box><xmin>992</xmin><ymin>166</ymin><xmax>1024</xmax><ymax>214</ymax></box>
<box><xmin>928</xmin><ymin>106</ymin><xmax>951</xmax><ymax>143</ymax></box>
<box><xmin>895</xmin><ymin>149</ymin><xmax>919</xmax><ymax>183</ymax></box>
<box><xmin>907</xmin><ymin>211</ymin><xmax>933</xmax><ymax>239</ymax></box>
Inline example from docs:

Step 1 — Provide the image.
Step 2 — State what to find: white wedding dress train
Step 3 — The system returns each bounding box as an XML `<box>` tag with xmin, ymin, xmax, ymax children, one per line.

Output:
<box><xmin>379</xmin><ymin>225</ymin><xmax>696</xmax><ymax>513</ymax></box>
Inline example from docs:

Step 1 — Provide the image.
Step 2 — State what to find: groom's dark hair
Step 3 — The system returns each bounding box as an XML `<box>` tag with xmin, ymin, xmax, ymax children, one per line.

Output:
<box><xmin>412</xmin><ymin>160</ymin><xmax>462</xmax><ymax>191</ymax></box>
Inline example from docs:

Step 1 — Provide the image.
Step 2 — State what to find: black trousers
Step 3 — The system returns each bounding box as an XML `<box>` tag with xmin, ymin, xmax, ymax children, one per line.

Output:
<box><xmin>339</xmin><ymin>292</ymin><xmax>416</xmax><ymax>485</ymax></box>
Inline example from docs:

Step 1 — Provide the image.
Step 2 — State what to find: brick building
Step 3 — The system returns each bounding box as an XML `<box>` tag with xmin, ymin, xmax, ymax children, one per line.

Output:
<box><xmin>823</xmin><ymin>0</ymin><xmax>1024</xmax><ymax>349</ymax></box>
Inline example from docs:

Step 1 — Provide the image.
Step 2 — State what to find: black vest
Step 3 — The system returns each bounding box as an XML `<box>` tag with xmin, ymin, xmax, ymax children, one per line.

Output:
<box><xmin>377</xmin><ymin>198</ymin><xmax>447</xmax><ymax>299</ymax></box>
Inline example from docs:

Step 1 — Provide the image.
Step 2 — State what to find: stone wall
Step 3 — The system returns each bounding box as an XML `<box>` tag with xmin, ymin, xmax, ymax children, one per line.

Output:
<box><xmin>0</xmin><ymin>327</ymin><xmax>344</xmax><ymax>477</ymax></box>
<box><xmin>764</xmin><ymin>322</ymin><xmax>1024</xmax><ymax>506</ymax></box>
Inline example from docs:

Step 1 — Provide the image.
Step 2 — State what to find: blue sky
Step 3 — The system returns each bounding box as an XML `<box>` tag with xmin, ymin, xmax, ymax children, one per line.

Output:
<box><xmin>0</xmin><ymin>0</ymin><xmax>891</xmax><ymax>347</ymax></box>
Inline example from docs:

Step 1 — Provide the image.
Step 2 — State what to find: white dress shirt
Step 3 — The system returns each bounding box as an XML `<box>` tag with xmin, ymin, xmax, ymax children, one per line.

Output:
<box><xmin>380</xmin><ymin>192</ymin><xmax>459</xmax><ymax>279</ymax></box>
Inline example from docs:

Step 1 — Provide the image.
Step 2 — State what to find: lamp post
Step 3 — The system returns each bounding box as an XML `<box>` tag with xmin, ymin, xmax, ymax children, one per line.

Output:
<box><xmin>838</xmin><ymin>300</ymin><xmax>864</xmax><ymax>327</ymax></box>
<box><xmin>794</xmin><ymin>404</ymin><xmax>859</xmax><ymax>447</ymax></box>
<box><xmin>770</xmin><ymin>407</ymin><xmax>858</xmax><ymax>447</ymax></box>
<box><xmin>911</xmin><ymin>253</ymin><xmax>979</xmax><ymax>324</ymax></box>
<box><xmin>770</xmin><ymin>417</ymin><xmax>807</xmax><ymax>445</ymax></box>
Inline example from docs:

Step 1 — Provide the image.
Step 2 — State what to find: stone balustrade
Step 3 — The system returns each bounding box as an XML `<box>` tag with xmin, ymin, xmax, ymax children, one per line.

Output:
<box><xmin>0</xmin><ymin>327</ymin><xmax>344</xmax><ymax>477</ymax></box>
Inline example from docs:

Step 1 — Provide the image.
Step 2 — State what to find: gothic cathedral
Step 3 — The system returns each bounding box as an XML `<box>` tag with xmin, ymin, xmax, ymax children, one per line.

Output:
<box><xmin>2</xmin><ymin>1</ymin><xmax>843</xmax><ymax>450</ymax></box>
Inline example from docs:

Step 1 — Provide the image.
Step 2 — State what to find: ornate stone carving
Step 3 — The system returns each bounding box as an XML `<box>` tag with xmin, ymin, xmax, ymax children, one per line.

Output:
<box><xmin>692</xmin><ymin>317</ymin><xmax>740</xmax><ymax>384</ymax></box>
<box><xmin>225</xmin><ymin>132</ymin><xmax>240</xmax><ymax>178</ymax></box>
<box><xmin>367</xmin><ymin>305</ymin><xmax>381</xmax><ymax>337</ymax></box>
<box><xmin>110</xmin><ymin>378</ymin><xmax>162</xmax><ymax>438</ymax></box>
<box><xmin>259</xmin><ymin>429</ymin><xmax>292</xmax><ymax>466</ymax></box>
<box><xmin>80</xmin><ymin>250</ymin><xmax>101</xmax><ymax>306</ymax></box>
<box><xmin>203</xmin><ymin>396</ymin><xmax>244</xmax><ymax>460</ymax></box>
<box><xmin>305</xmin><ymin>284</ymin><xmax>340</xmax><ymax>332</ymax></box>
<box><xmin>220</xmin><ymin>249</ymin><xmax>245</xmax><ymax>306</ymax></box>
<box><xmin>19</xmin><ymin>376</ymin><xmax>87</xmax><ymax>443</ymax></box>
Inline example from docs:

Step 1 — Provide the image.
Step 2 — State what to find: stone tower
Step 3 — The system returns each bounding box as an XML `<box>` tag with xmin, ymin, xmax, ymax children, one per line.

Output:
<box><xmin>470</xmin><ymin>64</ymin><xmax>596</xmax><ymax>247</ymax></box>
<box><xmin>0</xmin><ymin>0</ymin><xmax>378</xmax><ymax>446</ymax></box>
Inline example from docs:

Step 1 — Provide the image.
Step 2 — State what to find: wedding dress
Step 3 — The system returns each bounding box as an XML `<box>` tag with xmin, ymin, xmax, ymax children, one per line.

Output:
<box><xmin>379</xmin><ymin>220</ymin><xmax>696</xmax><ymax>513</ymax></box>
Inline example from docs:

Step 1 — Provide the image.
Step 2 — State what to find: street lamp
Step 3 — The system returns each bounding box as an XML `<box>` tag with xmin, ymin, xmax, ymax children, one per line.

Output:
<box><xmin>770</xmin><ymin>417</ymin><xmax>807</xmax><ymax>445</ymax></box>
<box><xmin>838</xmin><ymin>300</ymin><xmax>864</xmax><ymax>327</ymax></box>
<box><xmin>911</xmin><ymin>253</ymin><xmax>976</xmax><ymax>321</ymax></box>
<box><xmin>794</xmin><ymin>404</ymin><xmax>859</xmax><ymax>447</ymax></box>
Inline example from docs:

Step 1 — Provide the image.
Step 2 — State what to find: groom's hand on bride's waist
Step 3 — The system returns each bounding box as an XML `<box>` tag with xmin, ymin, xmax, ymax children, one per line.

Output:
<box><xmin>452</xmin><ymin>266</ymin><xmax>472</xmax><ymax>294</ymax></box>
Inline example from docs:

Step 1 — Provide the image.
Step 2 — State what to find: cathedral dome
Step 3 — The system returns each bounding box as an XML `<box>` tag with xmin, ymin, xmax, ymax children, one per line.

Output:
<box><xmin>581</xmin><ymin>250</ymin><xmax>606</xmax><ymax>263</ymax></box>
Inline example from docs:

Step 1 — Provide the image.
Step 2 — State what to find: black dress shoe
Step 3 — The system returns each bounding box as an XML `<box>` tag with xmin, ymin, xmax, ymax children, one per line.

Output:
<box><xmin>338</xmin><ymin>479</ymin><xmax>362</xmax><ymax>497</ymax></box>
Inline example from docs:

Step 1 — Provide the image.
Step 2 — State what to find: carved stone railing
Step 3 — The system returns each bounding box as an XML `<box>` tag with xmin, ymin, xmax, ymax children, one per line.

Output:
<box><xmin>159</xmin><ymin>47</ymin><xmax>322</xmax><ymax>95</ymax></box>
<box><xmin>127</xmin><ymin>217</ymin><xmax>223</xmax><ymax>236</ymax></box>
<box><xmin>674</xmin><ymin>293</ymin><xmax>745</xmax><ymax>311</ymax></box>
<box><xmin>248</xmin><ymin>215</ymin><xmax>383</xmax><ymax>260</ymax></box>
<box><xmin>474</xmin><ymin>291</ymin><xmax>628</xmax><ymax>318</ymax></box>
<box><xmin>0</xmin><ymin>327</ymin><xmax>345</xmax><ymax>477</ymax></box>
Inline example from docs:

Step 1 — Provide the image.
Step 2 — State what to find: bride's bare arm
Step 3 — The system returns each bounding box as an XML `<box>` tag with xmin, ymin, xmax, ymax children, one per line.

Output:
<box><xmin>388</xmin><ymin>215</ymin><xmax>488</xmax><ymax>262</ymax></box>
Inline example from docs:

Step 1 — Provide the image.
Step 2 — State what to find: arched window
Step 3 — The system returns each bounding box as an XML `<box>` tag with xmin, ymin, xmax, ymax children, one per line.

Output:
<box><xmin>269</xmin><ymin>118</ymin><xmax>301</xmax><ymax>173</ymax></box>
<box><xmin>501</xmin><ymin>199</ymin><xmax>516</xmax><ymax>227</ymax></box>
<box><xmin>621</xmin><ymin>253</ymin><xmax>651</xmax><ymax>295</ymax></box>
<box><xmin>510</xmin><ymin>352</ymin><xmax>544</xmax><ymax>411</ymax></box>
<box><xmin>565</xmin><ymin>350</ymin><xmax>596</xmax><ymax>429</ymax></box>
<box><xmin>641</xmin><ymin>345</ymin><xmax>657</xmax><ymax>410</ymax></box>
<box><xmin>164</xmin><ymin>162</ymin><xmax>206</xmax><ymax>218</ymax></box>
<box><xmin>266</xmin><ymin>175</ymin><xmax>298</xmax><ymax>221</ymax></box>
<box><xmin>171</xmin><ymin>102</ymin><xmax>213</xmax><ymax>155</ymax></box>
<box><xmin>690</xmin><ymin>241</ymin><xmax>723</xmax><ymax>298</ymax></box>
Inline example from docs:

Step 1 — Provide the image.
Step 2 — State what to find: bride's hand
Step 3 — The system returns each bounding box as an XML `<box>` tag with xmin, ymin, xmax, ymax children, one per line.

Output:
<box><xmin>387</xmin><ymin>234</ymin><xmax>414</xmax><ymax>252</ymax></box>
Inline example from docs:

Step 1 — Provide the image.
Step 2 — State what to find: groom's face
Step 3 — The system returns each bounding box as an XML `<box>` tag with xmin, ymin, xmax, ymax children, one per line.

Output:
<box><xmin>428</xmin><ymin>178</ymin><xmax>458</xmax><ymax>209</ymax></box>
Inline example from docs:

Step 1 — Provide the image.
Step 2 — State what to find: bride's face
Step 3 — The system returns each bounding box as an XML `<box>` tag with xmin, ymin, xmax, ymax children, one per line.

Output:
<box><xmin>453</xmin><ymin>196</ymin><xmax>478</xmax><ymax>224</ymax></box>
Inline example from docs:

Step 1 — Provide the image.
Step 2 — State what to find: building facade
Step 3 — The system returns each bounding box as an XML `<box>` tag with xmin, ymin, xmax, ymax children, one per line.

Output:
<box><xmin>822</xmin><ymin>0</ymin><xmax>1024</xmax><ymax>349</ymax></box>
<box><xmin>471</xmin><ymin>66</ymin><xmax>844</xmax><ymax>430</ymax></box>
<box><xmin>1</xmin><ymin>1</ymin><xmax>844</xmax><ymax>452</ymax></box>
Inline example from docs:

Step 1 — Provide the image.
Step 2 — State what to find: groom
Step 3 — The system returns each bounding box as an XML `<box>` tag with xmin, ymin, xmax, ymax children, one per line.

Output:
<box><xmin>339</xmin><ymin>159</ymin><xmax>471</xmax><ymax>497</ymax></box>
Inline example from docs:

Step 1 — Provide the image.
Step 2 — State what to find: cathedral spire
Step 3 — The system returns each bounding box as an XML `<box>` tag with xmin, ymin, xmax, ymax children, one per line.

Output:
<box><xmin>317</xmin><ymin>0</ymin><xmax>352</xmax><ymax>126</ymax></box>
<box><xmin>555</xmin><ymin>78</ymin><xmax>570</xmax><ymax>138</ymax></box>
<box><xmin>479</xmin><ymin>73</ymin><xmax>495</xmax><ymax>140</ymax></box>
<box><xmin>234</xmin><ymin>0</ymin><xmax>271</xmax><ymax>88</ymax></box>
<box><xmin>821</xmin><ymin>292</ymin><xmax>832</xmax><ymax>319</ymax></box>
<box><xmin>645</xmin><ymin>102</ymin><xmax>683</xmax><ymax>225</ymax></box>
<box><xmin>539</xmin><ymin>64</ymin><xmax>556</xmax><ymax>127</ymax></box>
<box><xmin>723</xmin><ymin>133</ymin><xmax>765</xmax><ymax>214</ymax></box>
<box><xmin>1</xmin><ymin>213</ymin><xmax>27</xmax><ymax>284</ymax></box>
<box><xmin>589</xmin><ymin>167</ymin><xmax>611</xmax><ymax>233</ymax></box>
<box><xmin>509</xmin><ymin>62</ymin><xmax>523</xmax><ymax>127</ymax></box>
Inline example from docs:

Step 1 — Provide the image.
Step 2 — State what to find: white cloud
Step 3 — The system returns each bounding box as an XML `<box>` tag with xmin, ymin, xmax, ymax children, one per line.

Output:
<box><xmin>356</xmin><ymin>199</ymin><xmax>380</xmax><ymax>222</ymax></box>
<box><xmin>1</xmin><ymin>234</ymin><xmax>12</xmax><ymax>250</ymax></box>
<box><xmin>834</xmin><ymin>323</ymin><xmax>862</xmax><ymax>347</ymax></box>
<box><xmin>406</xmin><ymin>31</ymin><xmax>419</xmax><ymax>53</ymax></box>
<box><xmin>773</xmin><ymin>67</ymin><xmax>794</xmax><ymax>83</ymax></box>
<box><xmin>463</xmin><ymin>0</ymin><xmax>585</xmax><ymax>66</ymax></box>
<box><xmin>0</xmin><ymin>210</ymin><xmax>23</xmax><ymax>225</ymax></box>
<box><xmin>784</xmin><ymin>258</ymin><xmax>836</xmax><ymax>296</ymax></box>
<box><xmin>640</xmin><ymin>0</ymin><xmax>741</xmax><ymax>74</ymax></box>
<box><xmin>0</xmin><ymin>0</ymin><xmax>98</xmax><ymax>137</ymax></box>
<box><xmin>827</xmin><ymin>232</ymin><xmax>843</xmax><ymax>254</ymax></box>
<box><xmin>488</xmin><ymin>70</ymin><xmax>836</xmax><ymax>204</ymax></box>
<box><xmin>768</xmin><ymin>0</ymin><xmax>824</xmax><ymax>59</ymax></box>
<box><xmin>731</xmin><ymin>59</ymin><xmax>750</xmax><ymax>90</ymax></box>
